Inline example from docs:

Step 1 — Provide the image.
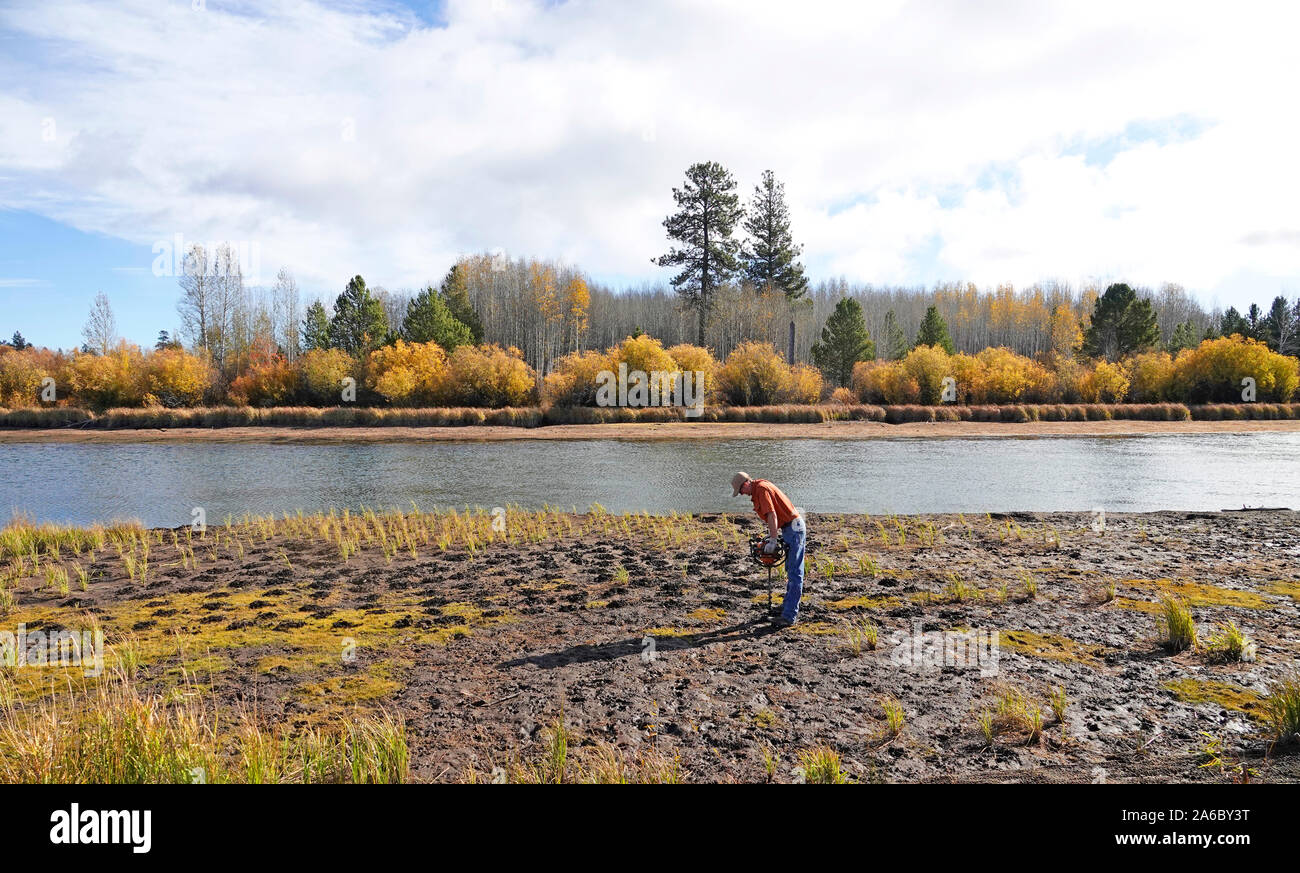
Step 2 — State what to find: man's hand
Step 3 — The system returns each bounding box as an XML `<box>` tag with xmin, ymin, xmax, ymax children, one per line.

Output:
<box><xmin>762</xmin><ymin>536</ymin><xmax>780</xmax><ymax>555</ymax></box>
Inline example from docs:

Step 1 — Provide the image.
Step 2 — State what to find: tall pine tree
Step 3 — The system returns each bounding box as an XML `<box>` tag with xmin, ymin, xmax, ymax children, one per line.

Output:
<box><xmin>402</xmin><ymin>284</ymin><xmax>473</xmax><ymax>351</ymax></box>
<box><xmin>1081</xmin><ymin>283</ymin><xmax>1159</xmax><ymax>360</ymax></box>
<box><xmin>811</xmin><ymin>297</ymin><xmax>875</xmax><ymax>386</ymax></box>
<box><xmin>328</xmin><ymin>275</ymin><xmax>388</xmax><ymax>355</ymax></box>
<box><xmin>301</xmin><ymin>301</ymin><xmax>331</xmax><ymax>352</ymax></box>
<box><xmin>655</xmin><ymin>161</ymin><xmax>744</xmax><ymax>345</ymax></box>
<box><xmin>1166</xmin><ymin>320</ymin><xmax>1200</xmax><ymax>354</ymax></box>
<box><xmin>914</xmin><ymin>305</ymin><xmax>955</xmax><ymax>354</ymax></box>
<box><xmin>439</xmin><ymin>265</ymin><xmax>484</xmax><ymax>343</ymax></box>
<box><xmin>742</xmin><ymin>170</ymin><xmax>808</xmax><ymax>300</ymax></box>
<box><xmin>1219</xmin><ymin>306</ymin><xmax>1249</xmax><ymax>339</ymax></box>
<box><xmin>1264</xmin><ymin>295</ymin><xmax>1297</xmax><ymax>354</ymax></box>
<box><xmin>881</xmin><ymin>310</ymin><xmax>910</xmax><ymax>360</ymax></box>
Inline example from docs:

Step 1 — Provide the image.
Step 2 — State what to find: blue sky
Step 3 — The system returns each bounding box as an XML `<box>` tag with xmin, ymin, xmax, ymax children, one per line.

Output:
<box><xmin>2</xmin><ymin>0</ymin><xmax>1298</xmax><ymax>350</ymax></box>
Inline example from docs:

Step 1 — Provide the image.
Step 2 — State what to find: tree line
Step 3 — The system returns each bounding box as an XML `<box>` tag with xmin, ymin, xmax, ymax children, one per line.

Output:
<box><xmin>4</xmin><ymin>160</ymin><xmax>1300</xmax><ymax>402</ymax></box>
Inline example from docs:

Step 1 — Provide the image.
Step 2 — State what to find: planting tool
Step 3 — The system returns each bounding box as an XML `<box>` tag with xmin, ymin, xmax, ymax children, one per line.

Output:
<box><xmin>749</xmin><ymin>532</ymin><xmax>787</xmax><ymax>612</ymax></box>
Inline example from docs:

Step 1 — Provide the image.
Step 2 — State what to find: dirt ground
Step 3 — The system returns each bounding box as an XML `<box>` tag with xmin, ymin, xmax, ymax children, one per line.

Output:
<box><xmin>9</xmin><ymin>509</ymin><xmax>1300</xmax><ymax>782</ymax></box>
<box><xmin>3</xmin><ymin>418</ymin><xmax>1300</xmax><ymax>443</ymax></box>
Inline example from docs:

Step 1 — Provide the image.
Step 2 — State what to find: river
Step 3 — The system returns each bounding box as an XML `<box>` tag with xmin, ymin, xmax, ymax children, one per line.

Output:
<box><xmin>2</xmin><ymin>432</ymin><xmax>1297</xmax><ymax>526</ymax></box>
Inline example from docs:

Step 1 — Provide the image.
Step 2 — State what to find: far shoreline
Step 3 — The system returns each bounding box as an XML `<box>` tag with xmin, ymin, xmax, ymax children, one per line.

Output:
<box><xmin>4</xmin><ymin>418</ymin><xmax>1300</xmax><ymax>443</ymax></box>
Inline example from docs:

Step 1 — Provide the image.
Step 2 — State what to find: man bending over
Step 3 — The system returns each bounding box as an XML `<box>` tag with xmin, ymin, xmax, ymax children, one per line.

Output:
<box><xmin>731</xmin><ymin>471</ymin><xmax>806</xmax><ymax>627</ymax></box>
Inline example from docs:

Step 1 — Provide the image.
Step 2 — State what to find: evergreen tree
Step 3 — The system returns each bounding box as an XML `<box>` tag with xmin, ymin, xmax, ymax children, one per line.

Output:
<box><xmin>655</xmin><ymin>161</ymin><xmax>744</xmax><ymax>345</ymax></box>
<box><xmin>402</xmin><ymin>284</ymin><xmax>473</xmax><ymax>351</ymax></box>
<box><xmin>1166</xmin><ymin>320</ymin><xmax>1200</xmax><ymax>354</ymax></box>
<box><xmin>155</xmin><ymin>330</ymin><xmax>182</xmax><ymax>351</ymax></box>
<box><xmin>9</xmin><ymin>331</ymin><xmax>29</xmax><ymax>350</ymax></box>
<box><xmin>811</xmin><ymin>298</ymin><xmax>875</xmax><ymax>386</ymax></box>
<box><xmin>1219</xmin><ymin>306</ymin><xmax>1249</xmax><ymax>338</ymax></box>
<box><xmin>881</xmin><ymin>310</ymin><xmax>910</xmax><ymax>360</ymax></box>
<box><xmin>439</xmin><ymin>265</ymin><xmax>484</xmax><ymax>343</ymax></box>
<box><xmin>914</xmin><ymin>305</ymin><xmax>955</xmax><ymax>354</ymax></box>
<box><xmin>741</xmin><ymin>170</ymin><xmax>808</xmax><ymax>300</ymax></box>
<box><xmin>328</xmin><ymin>275</ymin><xmax>388</xmax><ymax>355</ymax></box>
<box><xmin>1264</xmin><ymin>295</ymin><xmax>1298</xmax><ymax>354</ymax></box>
<box><xmin>301</xmin><ymin>300</ymin><xmax>331</xmax><ymax>352</ymax></box>
<box><xmin>1246</xmin><ymin>303</ymin><xmax>1264</xmax><ymax>339</ymax></box>
<box><xmin>1081</xmin><ymin>283</ymin><xmax>1159</xmax><ymax>360</ymax></box>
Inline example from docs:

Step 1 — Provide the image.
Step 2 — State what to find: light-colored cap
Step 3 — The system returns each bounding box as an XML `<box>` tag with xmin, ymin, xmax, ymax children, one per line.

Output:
<box><xmin>730</xmin><ymin>471</ymin><xmax>751</xmax><ymax>497</ymax></box>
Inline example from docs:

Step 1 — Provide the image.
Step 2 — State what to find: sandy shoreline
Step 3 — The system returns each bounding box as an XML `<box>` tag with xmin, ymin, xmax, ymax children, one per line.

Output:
<box><xmin>3</xmin><ymin>418</ymin><xmax>1300</xmax><ymax>443</ymax></box>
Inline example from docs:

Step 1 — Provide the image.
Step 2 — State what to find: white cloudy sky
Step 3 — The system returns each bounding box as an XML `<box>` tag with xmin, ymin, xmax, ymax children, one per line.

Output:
<box><xmin>2</xmin><ymin>0</ymin><xmax>1298</xmax><ymax>320</ymax></box>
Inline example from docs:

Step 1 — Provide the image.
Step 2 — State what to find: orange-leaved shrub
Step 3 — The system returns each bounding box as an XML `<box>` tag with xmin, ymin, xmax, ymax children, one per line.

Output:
<box><xmin>227</xmin><ymin>352</ymin><xmax>295</xmax><ymax>407</ymax></box>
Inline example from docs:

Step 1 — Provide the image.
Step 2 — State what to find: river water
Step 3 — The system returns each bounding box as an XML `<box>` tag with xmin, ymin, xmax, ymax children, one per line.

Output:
<box><xmin>1</xmin><ymin>433</ymin><xmax>1297</xmax><ymax>526</ymax></box>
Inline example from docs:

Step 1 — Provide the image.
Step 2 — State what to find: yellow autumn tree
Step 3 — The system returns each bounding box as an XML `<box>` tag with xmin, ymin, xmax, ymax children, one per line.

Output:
<box><xmin>715</xmin><ymin>341</ymin><xmax>820</xmax><ymax>405</ymax></box>
<box><xmin>1049</xmin><ymin>304</ymin><xmax>1083</xmax><ymax>358</ymax></box>
<box><xmin>0</xmin><ymin>346</ymin><xmax>61</xmax><ymax>407</ymax></box>
<box><xmin>563</xmin><ymin>276</ymin><xmax>590</xmax><ymax>353</ymax></box>
<box><xmin>140</xmin><ymin>347</ymin><xmax>212</xmax><ymax>407</ymax></box>
<box><xmin>1126</xmin><ymin>350</ymin><xmax>1175</xmax><ymax>403</ymax></box>
<box><xmin>899</xmin><ymin>345</ymin><xmax>953</xmax><ymax>404</ymax></box>
<box><xmin>1171</xmin><ymin>335</ymin><xmax>1298</xmax><ymax>402</ymax></box>
<box><xmin>67</xmin><ymin>341</ymin><xmax>145</xmax><ymax>409</ymax></box>
<box><xmin>542</xmin><ymin>349</ymin><xmax>615</xmax><ymax>407</ymax></box>
<box><xmin>444</xmin><ymin>344</ymin><xmax>537</xmax><ymax>407</ymax></box>
<box><xmin>297</xmin><ymin>348</ymin><xmax>356</xmax><ymax>405</ymax></box>
<box><xmin>367</xmin><ymin>340</ymin><xmax>448</xmax><ymax>406</ymax></box>
<box><xmin>1080</xmin><ymin>360</ymin><xmax>1130</xmax><ymax>403</ymax></box>
<box><xmin>666</xmin><ymin>343</ymin><xmax>717</xmax><ymax>400</ymax></box>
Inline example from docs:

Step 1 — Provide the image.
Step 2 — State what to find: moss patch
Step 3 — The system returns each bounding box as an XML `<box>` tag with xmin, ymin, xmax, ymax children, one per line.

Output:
<box><xmin>1163</xmin><ymin>677</ymin><xmax>1265</xmax><ymax>721</ymax></box>
<box><xmin>1120</xmin><ymin>579</ymin><xmax>1270</xmax><ymax>610</ymax></box>
<box><xmin>296</xmin><ymin>667</ymin><xmax>402</xmax><ymax>705</ymax></box>
<box><xmin>826</xmin><ymin>594</ymin><xmax>901</xmax><ymax>611</ymax></box>
<box><xmin>790</xmin><ymin>621</ymin><xmax>839</xmax><ymax>636</ymax></box>
<box><xmin>644</xmin><ymin>626</ymin><xmax>693</xmax><ymax>637</ymax></box>
<box><xmin>999</xmin><ymin>630</ymin><xmax>1106</xmax><ymax>667</ymax></box>
<box><xmin>1266</xmin><ymin>581</ymin><xmax>1300</xmax><ymax>604</ymax></box>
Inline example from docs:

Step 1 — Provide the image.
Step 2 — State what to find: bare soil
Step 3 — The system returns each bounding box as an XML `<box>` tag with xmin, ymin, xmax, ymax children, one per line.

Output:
<box><xmin>10</xmin><ymin>510</ymin><xmax>1300</xmax><ymax>782</ymax></box>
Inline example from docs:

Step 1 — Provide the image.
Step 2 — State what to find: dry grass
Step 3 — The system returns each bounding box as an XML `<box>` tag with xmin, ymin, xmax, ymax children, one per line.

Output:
<box><xmin>0</xmin><ymin>667</ymin><xmax>408</xmax><ymax>784</ymax></box>
<box><xmin>4</xmin><ymin>402</ymin><xmax>1298</xmax><ymax>430</ymax></box>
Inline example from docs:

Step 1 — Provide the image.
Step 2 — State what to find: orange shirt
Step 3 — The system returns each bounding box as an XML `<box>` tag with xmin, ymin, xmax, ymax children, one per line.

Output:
<box><xmin>749</xmin><ymin>479</ymin><xmax>798</xmax><ymax>528</ymax></box>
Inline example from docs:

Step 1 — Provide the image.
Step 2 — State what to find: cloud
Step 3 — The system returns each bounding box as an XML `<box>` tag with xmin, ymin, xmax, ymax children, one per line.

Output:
<box><xmin>0</xmin><ymin>0</ymin><xmax>1297</xmax><ymax>306</ymax></box>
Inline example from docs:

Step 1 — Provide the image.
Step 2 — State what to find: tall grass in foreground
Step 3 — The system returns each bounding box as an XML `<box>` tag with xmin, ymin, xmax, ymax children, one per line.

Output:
<box><xmin>799</xmin><ymin>747</ymin><xmax>847</xmax><ymax>784</ymax></box>
<box><xmin>1158</xmin><ymin>596</ymin><xmax>1197</xmax><ymax>652</ymax></box>
<box><xmin>0</xmin><ymin>669</ymin><xmax>407</xmax><ymax>784</ymax></box>
<box><xmin>1264</xmin><ymin>677</ymin><xmax>1300</xmax><ymax>744</ymax></box>
<box><xmin>1205</xmin><ymin>620</ymin><xmax>1254</xmax><ymax>663</ymax></box>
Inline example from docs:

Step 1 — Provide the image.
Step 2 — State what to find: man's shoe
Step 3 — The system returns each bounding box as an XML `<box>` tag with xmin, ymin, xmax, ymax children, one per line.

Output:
<box><xmin>771</xmin><ymin>615</ymin><xmax>795</xmax><ymax>628</ymax></box>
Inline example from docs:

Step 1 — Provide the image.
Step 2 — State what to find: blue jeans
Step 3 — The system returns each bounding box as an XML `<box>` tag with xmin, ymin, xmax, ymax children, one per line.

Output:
<box><xmin>780</xmin><ymin>517</ymin><xmax>806</xmax><ymax>622</ymax></box>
